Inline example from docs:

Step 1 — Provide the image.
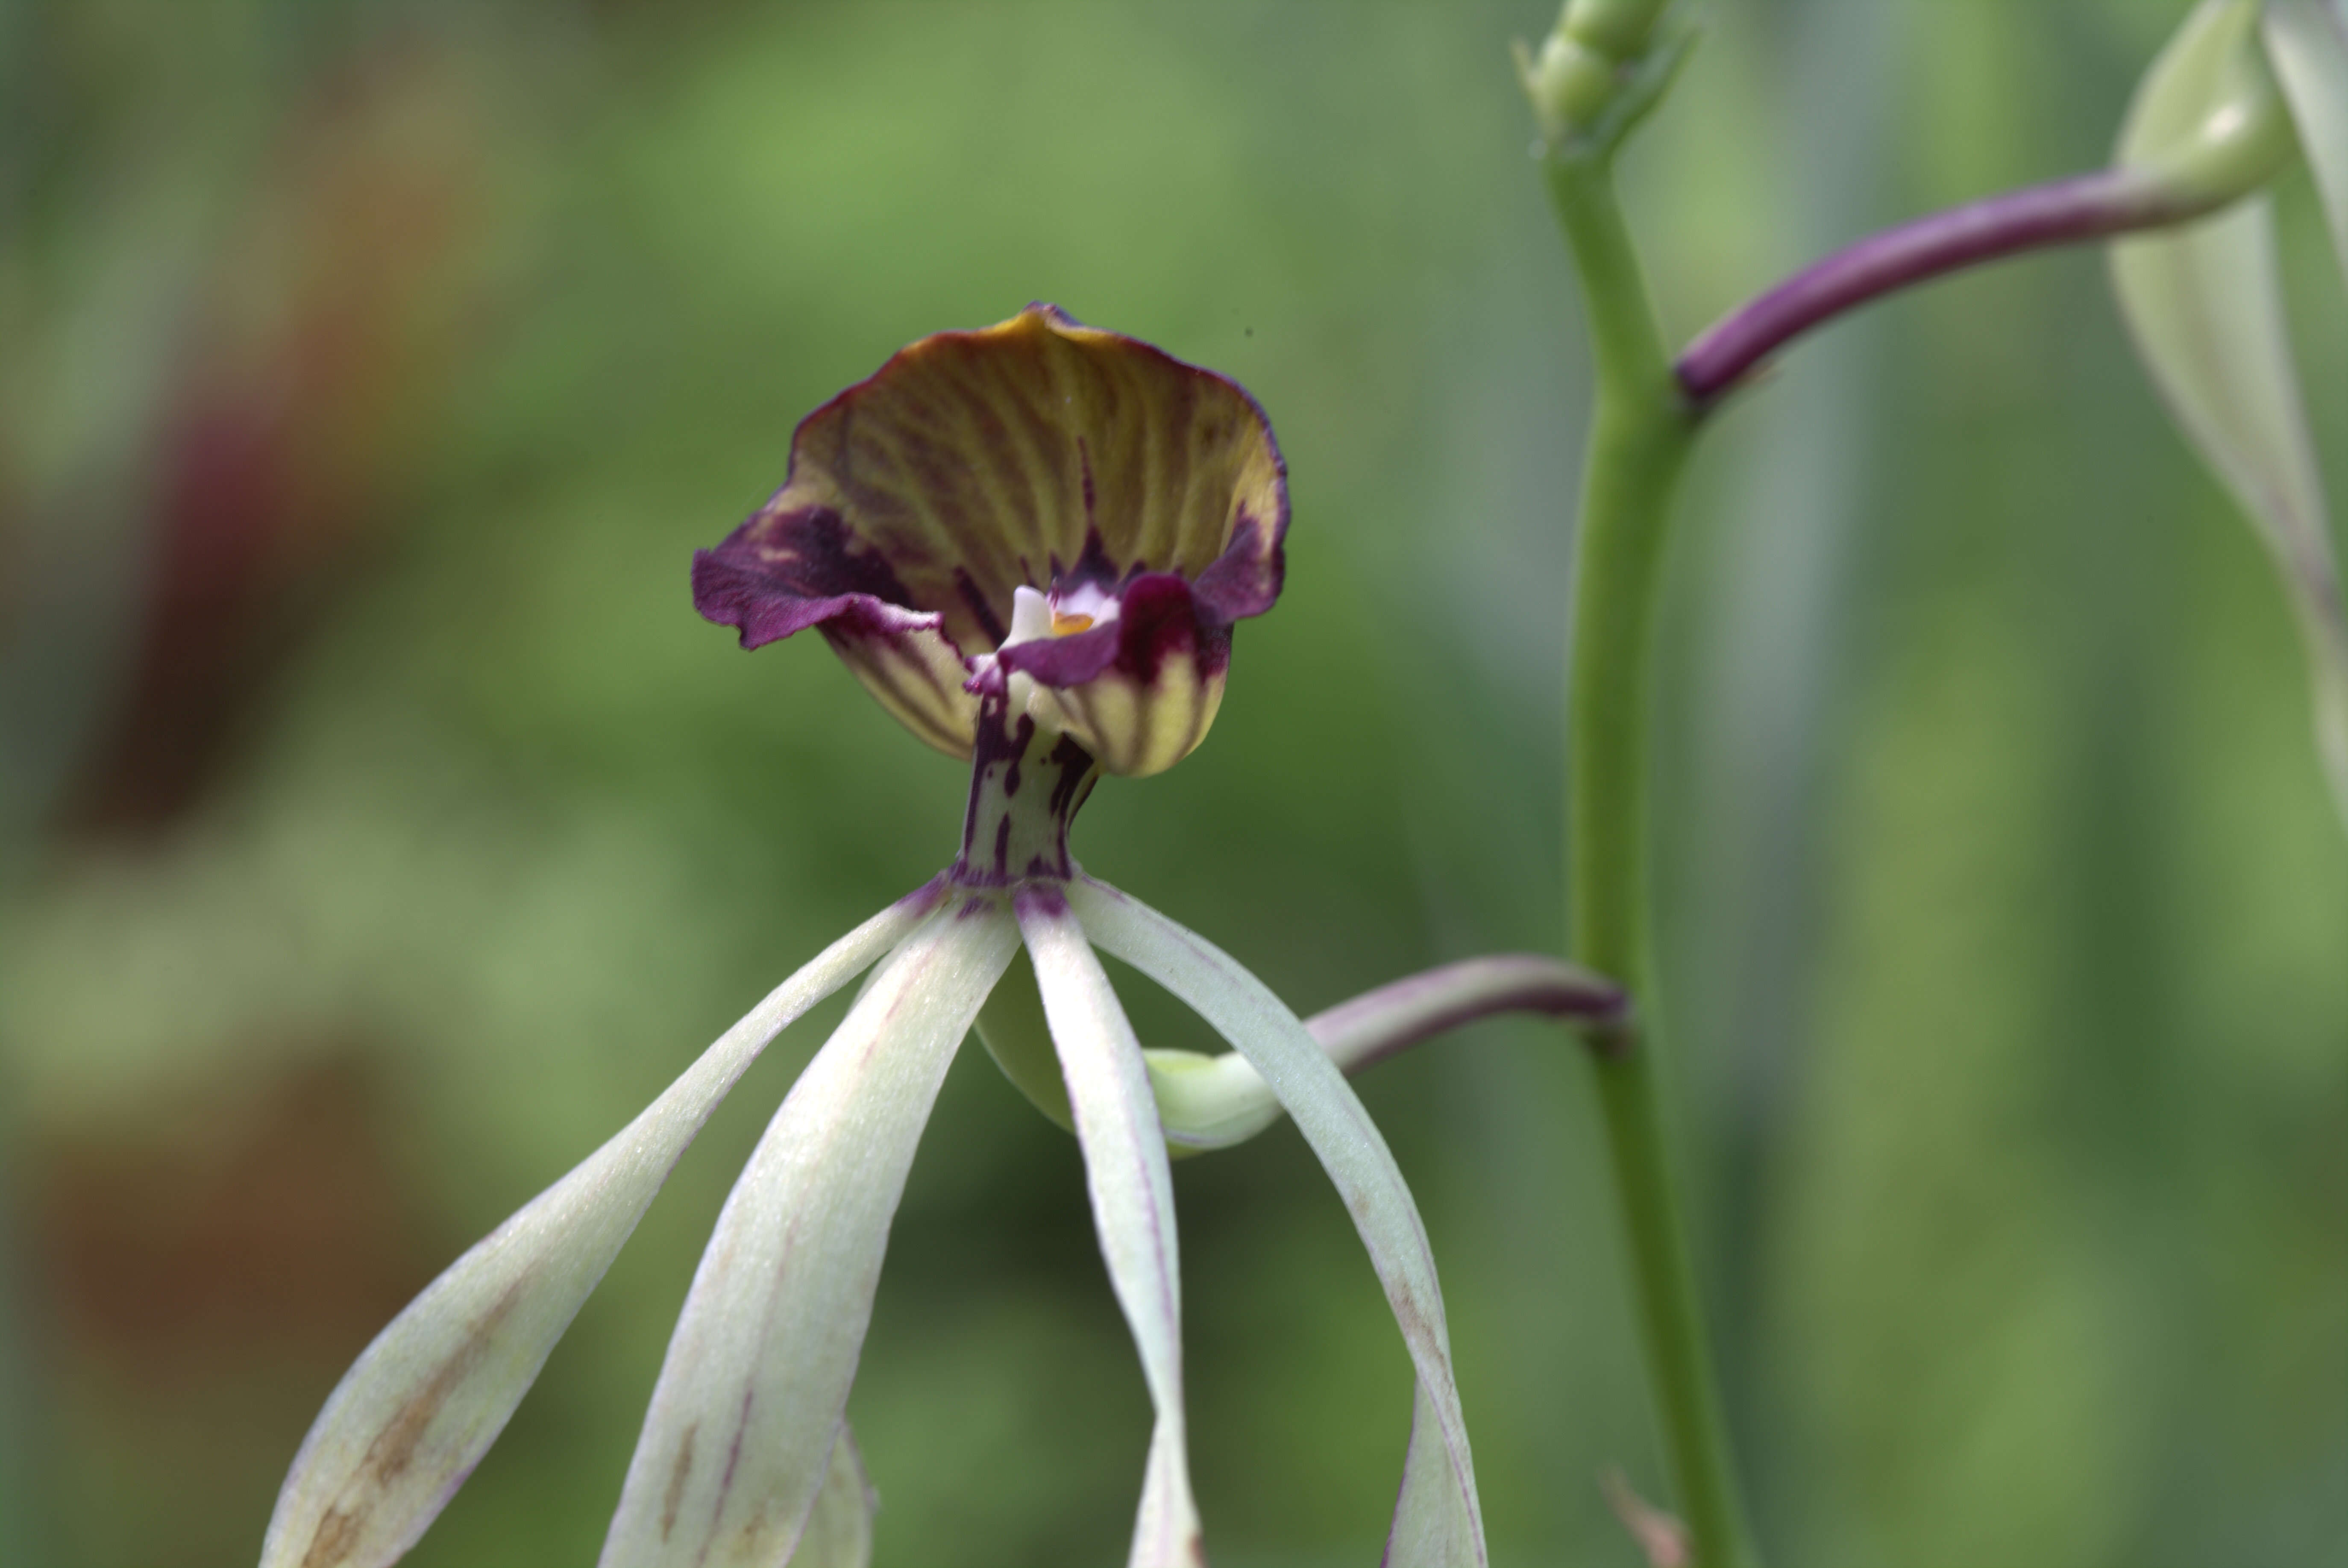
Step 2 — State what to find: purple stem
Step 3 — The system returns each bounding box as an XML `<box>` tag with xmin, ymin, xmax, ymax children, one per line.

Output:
<box><xmin>1676</xmin><ymin>166</ymin><xmax>2198</xmax><ymax>408</ymax></box>
<box><xmin>1308</xmin><ymin>953</ymin><xmax>1629</xmax><ymax>1075</ymax></box>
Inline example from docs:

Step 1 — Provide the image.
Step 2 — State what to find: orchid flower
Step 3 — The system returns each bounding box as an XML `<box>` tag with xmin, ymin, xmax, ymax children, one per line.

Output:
<box><xmin>262</xmin><ymin>305</ymin><xmax>1622</xmax><ymax>1568</ymax></box>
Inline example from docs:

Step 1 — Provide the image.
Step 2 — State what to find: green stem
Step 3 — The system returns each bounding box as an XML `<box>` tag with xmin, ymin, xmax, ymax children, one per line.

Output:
<box><xmin>1546</xmin><ymin>150</ymin><xmax>1760</xmax><ymax>1568</ymax></box>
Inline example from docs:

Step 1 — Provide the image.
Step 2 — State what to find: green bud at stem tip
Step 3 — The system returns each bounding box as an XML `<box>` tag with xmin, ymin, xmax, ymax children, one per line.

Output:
<box><xmin>1563</xmin><ymin>0</ymin><xmax>1672</xmax><ymax>61</ymax></box>
<box><xmin>1514</xmin><ymin>31</ymin><xmax>1616</xmax><ymax>146</ymax></box>
<box><xmin>1517</xmin><ymin>2</ymin><xmax>1698</xmax><ymax>161</ymax></box>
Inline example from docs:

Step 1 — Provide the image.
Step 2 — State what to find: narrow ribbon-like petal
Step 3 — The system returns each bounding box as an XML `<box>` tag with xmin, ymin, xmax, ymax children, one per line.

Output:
<box><xmin>2265</xmin><ymin>0</ymin><xmax>2348</xmax><ymax>286</ymax></box>
<box><xmin>1065</xmin><ymin>878</ymin><xmax>1488</xmax><ymax>1568</ymax></box>
<box><xmin>600</xmin><ymin>893</ymin><xmax>1018</xmax><ymax>1568</ymax></box>
<box><xmin>2113</xmin><ymin>0</ymin><xmax>2348</xmax><ymax>831</ymax></box>
<box><xmin>793</xmin><ymin>1424</ymin><xmax>877</xmax><ymax>1568</ymax></box>
<box><xmin>260</xmin><ymin>882</ymin><xmax>947</xmax><ymax>1568</ymax></box>
<box><xmin>1016</xmin><ymin>885</ymin><xmax>1203</xmax><ymax>1568</ymax></box>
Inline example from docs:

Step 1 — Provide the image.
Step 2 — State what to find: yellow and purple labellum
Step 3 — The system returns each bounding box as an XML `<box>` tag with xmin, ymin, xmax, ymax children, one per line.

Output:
<box><xmin>693</xmin><ymin>303</ymin><xmax>1288</xmax><ymax>778</ymax></box>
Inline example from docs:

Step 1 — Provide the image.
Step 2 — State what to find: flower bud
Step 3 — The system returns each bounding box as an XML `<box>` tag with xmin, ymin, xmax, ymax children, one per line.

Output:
<box><xmin>2116</xmin><ymin>0</ymin><xmax>2296</xmax><ymax>211</ymax></box>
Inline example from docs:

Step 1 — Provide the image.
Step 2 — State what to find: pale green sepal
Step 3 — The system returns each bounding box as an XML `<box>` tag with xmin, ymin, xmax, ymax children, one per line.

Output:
<box><xmin>599</xmin><ymin>897</ymin><xmax>1018</xmax><ymax>1568</ymax></box>
<box><xmin>1386</xmin><ymin>1384</ymin><xmax>1482</xmax><ymax>1568</ymax></box>
<box><xmin>974</xmin><ymin>948</ymin><xmax>1076</xmax><ymax>1132</ymax></box>
<box><xmin>2112</xmin><ymin>197</ymin><xmax>2348</xmax><ymax>830</ymax></box>
<box><xmin>2266</xmin><ymin>0</ymin><xmax>2348</xmax><ymax>286</ymax></box>
<box><xmin>794</xmin><ymin>1425</ymin><xmax>877</xmax><ymax>1568</ymax></box>
<box><xmin>1018</xmin><ymin>893</ymin><xmax>1203</xmax><ymax>1568</ymax></box>
<box><xmin>258</xmin><ymin>888</ymin><xmax>942</xmax><ymax>1568</ymax></box>
<box><xmin>1067</xmin><ymin>878</ymin><xmax>1488</xmax><ymax>1568</ymax></box>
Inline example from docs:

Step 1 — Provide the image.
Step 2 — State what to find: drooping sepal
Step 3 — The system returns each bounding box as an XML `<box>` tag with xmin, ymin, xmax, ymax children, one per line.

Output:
<box><xmin>599</xmin><ymin>898</ymin><xmax>1019</xmax><ymax>1568</ymax></box>
<box><xmin>2264</xmin><ymin>0</ymin><xmax>2348</xmax><ymax>287</ymax></box>
<box><xmin>1067</xmin><ymin>878</ymin><xmax>1490</xmax><ymax>1565</ymax></box>
<box><xmin>1016</xmin><ymin>886</ymin><xmax>1205</xmax><ymax>1568</ymax></box>
<box><xmin>259</xmin><ymin>887</ymin><xmax>945</xmax><ymax>1568</ymax></box>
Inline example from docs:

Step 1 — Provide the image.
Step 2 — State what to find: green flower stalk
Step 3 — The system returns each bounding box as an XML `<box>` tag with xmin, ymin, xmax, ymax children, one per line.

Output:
<box><xmin>1514</xmin><ymin>6</ymin><xmax>1751</xmax><ymax>1564</ymax></box>
<box><xmin>1518</xmin><ymin>1</ymin><xmax>2345</xmax><ymax>1562</ymax></box>
<box><xmin>263</xmin><ymin>307</ymin><xmax>1623</xmax><ymax>1568</ymax></box>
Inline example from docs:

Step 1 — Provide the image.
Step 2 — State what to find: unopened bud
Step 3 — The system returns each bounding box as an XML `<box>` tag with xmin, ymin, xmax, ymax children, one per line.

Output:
<box><xmin>1563</xmin><ymin>0</ymin><xmax>1669</xmax><ymax>61</ymax></box>
<box><xmin>1516</xmin><ymin>0</ymin><xmax>1694</xmax><ymax>155</ymax></box>
<box><xmin>2116</xmin><ymin>0</ymin><xmax>2296</xmax><ymax>213</ymax></box>
<box><xmin>1514</xmin><ymin>28</ymin><xmax>1619</xmax><ymax>142</ymax></box>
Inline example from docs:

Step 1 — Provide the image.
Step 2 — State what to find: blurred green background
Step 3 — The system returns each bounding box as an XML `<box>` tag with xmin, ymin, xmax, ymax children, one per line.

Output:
<box><xmin>3</xmin><ymin>1</ymin><xmax>2343</xmax><ymax>1564</ymax></box>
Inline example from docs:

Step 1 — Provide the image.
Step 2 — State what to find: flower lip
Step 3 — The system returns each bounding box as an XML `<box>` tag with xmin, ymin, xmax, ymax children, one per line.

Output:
<box><xmin>693</xmin><ymin>303</ymin><xmax>1288</xmax><ymax>774</ymax></box>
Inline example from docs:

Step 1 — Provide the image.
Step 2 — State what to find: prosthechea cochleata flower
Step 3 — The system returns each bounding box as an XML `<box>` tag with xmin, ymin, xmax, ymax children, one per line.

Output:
<box><xmin>264</xmin><ymin>305</ymin><xmax>1626</xmax><ymax>1568</ymax></box>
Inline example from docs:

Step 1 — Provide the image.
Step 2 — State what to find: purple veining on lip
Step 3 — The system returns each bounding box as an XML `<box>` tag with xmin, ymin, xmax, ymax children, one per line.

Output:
<box><xmin>698</xmin><ymin>313</ymin><xmax>1287</xmax><ymax>668</ymax></box>
<box><xmin>989</xmin><ymin>515</ymin><xmax>1276</xmax><ymax>693</ymax></box>
<box><xmin>1676</xmin><ymin>166</ymin><xmax>2201</xmax><ymax>408</ymax></box>
<box><xmin>954</xmin><ymin>568</ymin><xmax>1008</xmax><ymax>648</ymax></box>
<box><xmin>696</xmin><ymin>306</ymin><xmax>1289</xmax><ymax>774</ymax></box>
<box><xmin>693</xmin><ymin>505</ymin><xmax>933</xmax><ymax>651</ymax></box>
<box><xmin>1189</xmin><ymin>511</ymin><xmax>1282</xmax><ymax>623</ymax></box>
<box><xmin>1062</xmin><ymin>526</ymin><xmax>1123</xmax><ymax>592</ymax></box>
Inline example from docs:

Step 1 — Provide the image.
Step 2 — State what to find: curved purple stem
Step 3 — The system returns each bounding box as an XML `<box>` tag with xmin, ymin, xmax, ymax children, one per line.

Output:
<box><xmin>1677</xmin><ymin>166</ymin><xmax>2200</xmax><ymax>409</ymax></box>
<box><xmin>1307</xmin><ymin>953</ymin><xmax>1630</xmax><ymax>1075</ymax></box>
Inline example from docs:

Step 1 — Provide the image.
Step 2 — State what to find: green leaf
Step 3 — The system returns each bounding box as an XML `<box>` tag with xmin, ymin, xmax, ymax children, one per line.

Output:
<box><xmin>2265</xmin><ymin>0</ymin><xmax>2348</xmax><ymax>287</ymax></box>
<box><xmin>2112</xmin><ymin>0</ymin><xmax>2348</xmax><ymax>832</ymax></box>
